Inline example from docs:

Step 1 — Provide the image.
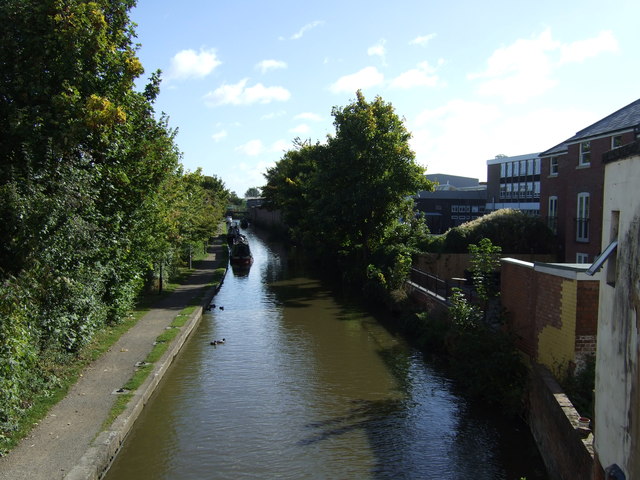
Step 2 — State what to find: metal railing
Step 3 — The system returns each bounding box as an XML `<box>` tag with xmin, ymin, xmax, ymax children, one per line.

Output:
<box><xmin>409</xmin><ymin>268</ymin><xmax>457</xmax><ymax>301</ymax></box>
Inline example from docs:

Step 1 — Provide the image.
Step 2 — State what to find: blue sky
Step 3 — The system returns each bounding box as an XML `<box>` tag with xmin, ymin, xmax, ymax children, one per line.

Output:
<box><xmin>131</xmin><ymin>0</ymin><xmax>639</xmax><ymax>196</ymax></box>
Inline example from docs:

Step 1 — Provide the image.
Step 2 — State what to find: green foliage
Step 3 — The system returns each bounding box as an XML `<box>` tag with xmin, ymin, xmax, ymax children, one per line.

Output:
<box><xmin>244</xmin><ymin>187</ymin><xmax>261</xmax><ymax>198</ymax></box>
<box><xmin>0</xmin><ymin>0</ymin><xmax>228</xmax><ymax>437</ymax></box>
<box><xmin>440</xmin><ymin>209</ymin><xmax>557</xmax><ymax>254</ymax></box>
<box><xmin>468</xmin><ymin>238</ymin><xmax>502</xmax><ymax>304</ymax></box>
<box><xmin>562</xmin><ymin>355</ymin><xmax>595</xmax><ymax>420</ymax></box>
<box><xmin>263</xmin><ymin>92</ymin><xmax>433</xmax><ymax>294</ymax></box>
<box><xmin>448</xmin><ymin>288</ymin><xmax>483</xmax><ymax>331</ymax></box>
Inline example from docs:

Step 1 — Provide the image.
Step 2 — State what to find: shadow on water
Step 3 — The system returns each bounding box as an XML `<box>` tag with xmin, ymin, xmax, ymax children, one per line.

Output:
<box><xmin>106</xmin><ymin>226</ymin><xmax>549</xmax><ymax>480</ymax></box>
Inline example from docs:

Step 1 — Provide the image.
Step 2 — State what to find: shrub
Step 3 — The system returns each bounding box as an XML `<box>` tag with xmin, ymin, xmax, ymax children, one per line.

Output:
<box><xmin>439</xmin><ymin>209</ymin><xmax>557</xmax><ymax>254</ymax></box>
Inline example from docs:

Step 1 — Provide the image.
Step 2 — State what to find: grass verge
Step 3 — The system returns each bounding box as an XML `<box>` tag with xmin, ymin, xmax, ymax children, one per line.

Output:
<box><xmin>0</xmin><ymin>239</ymin><xmax>228</xmax><ymax>455</ymax></box>
<box><xmin>100</xmin><ymin>264</ymin><xmax>228</xmax><ymax>431</ymax></box>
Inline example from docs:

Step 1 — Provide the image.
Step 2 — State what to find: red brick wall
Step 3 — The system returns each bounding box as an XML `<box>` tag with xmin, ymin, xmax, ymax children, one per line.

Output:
<box><xmin>501</xmin><ymin>261</ymin><xmax>537</xmax><ymax>357</ymax></box>
<box><xmin>575</xmin><ymin>280</ymin><xmax>599</xmax><ymax>366</ymax></box>
<box><xmin>500</xmin><ymin>260</ymin><xmax>598</xmax><ymax>367</ymax></box>
<box><xmin>540</xmin><ymin>133</ymin><xmax>637</xmax><ymax>263</ymax></box>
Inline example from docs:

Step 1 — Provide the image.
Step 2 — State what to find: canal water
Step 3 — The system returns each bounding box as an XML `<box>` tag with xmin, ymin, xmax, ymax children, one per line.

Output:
<box><xmin>104</xmin><ymin>228</ymin><xmax>548</xmax><ymax>480</ymax></box>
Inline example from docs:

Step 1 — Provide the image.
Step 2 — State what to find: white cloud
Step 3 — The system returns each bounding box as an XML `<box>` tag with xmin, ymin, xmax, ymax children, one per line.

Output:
<box><xmin>409</xmin><ymin>99</ymin><xmax>596</xmax><ymax>180</ymax></box>
<box><xmin>468</xmin><ymin>29</ymin><xmax>559</xmax><ymax>103</ymax></box>
<box><xmin>235</xmin><ymin>139</ymin><xmax>290</xmax><ymax>157</ymax></box>
<box><xmin>290</xmin><ymin>124</ymin><xmax>310</xmax><ymax>134</ymax></box>
<box><xmin>329</xmin><ymin>66</ymin><xmax>384</xmax><ymax>94</ymax></box>
<box><xmin>212</xmin><ymin>129</ymin><xmax>227</xmax><ymax>142</ymax></box>
<box><xmin>289</xmin><ymin>20</ymin><xmax>324</xmax><ymax>40</ymax></box>
<box><xmin>295</xmin><ymin>112</ymin><xmax>322</xmax><ymax>122</ymax></box>
<box><xmin>559</xmin><ymin>30</ymin><xmax>618</xmax><ymax>64</ymax></box>
<box><xmin>235</xmin><ymin>139</ymin><xmax>264</xmax><ymax>156</ymax></box>
<box><xmin>168</xmin><ymin>48</ymin><xmax>221</xmax><ymax>80</ymax></box>
<box><xmin>261</xmin><ymin>110</ymin><xmax>287</xmax><ymax>120</ymax></box>
<box><xmin>204</xmin><ymin>79</ymin><xmax>291</xmax><ymax>106</ymax></box>
<box><xmin>256</xmin><ymin>59</ymin><xmax>287</xmax><ymax>74</ymax></box>
<box><xmin>410</xmin><ymin>33</ymin><xmax>437</xmax><ymax>47</ymax></box>
<box><xmin>270</xmin><ymin>139</ymin><xmax>290</xmax><ymax>153</ymax></box>
<box><xmin>367</xmin><ymin>39</ymin><xmax>387</xmax><ymax>64</ymax></box>
<box><xmin>390</xmin><ymin>61</ymin><xmax>442</xmax><ymax>89</ymax></box>
<box><xmin>469</xmin><ymin>29</ymin><xmax>620</xmax><ymax>104</ymax></box>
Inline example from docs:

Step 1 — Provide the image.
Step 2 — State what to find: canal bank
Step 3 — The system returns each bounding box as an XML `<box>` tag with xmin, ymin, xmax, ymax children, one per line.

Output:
<box><xmin>0</xmin><ymin>242</ymin><xmax>228</xmax><ymax>480</ymax></box>
<box><xmin>103</xmin><ymin>227</ymin><xmax>549</xmax><ymax>480</ymax></box>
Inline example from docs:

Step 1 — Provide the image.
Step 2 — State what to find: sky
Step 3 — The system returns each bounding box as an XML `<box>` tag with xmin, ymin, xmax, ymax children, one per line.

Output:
<box><xmin>130</xmin><ymin>0</ymin><xmax>640</xmax><ymax>196</ymax></box>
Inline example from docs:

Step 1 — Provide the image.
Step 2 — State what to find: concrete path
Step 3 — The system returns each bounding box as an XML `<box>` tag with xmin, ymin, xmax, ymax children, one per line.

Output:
<box><xmin>0</xmin><ymin>244</ymin><xmax>226</xmax><ymax>480</ymax></box>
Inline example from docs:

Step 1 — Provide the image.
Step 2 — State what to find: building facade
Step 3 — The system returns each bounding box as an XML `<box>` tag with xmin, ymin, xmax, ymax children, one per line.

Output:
<box><xmin>592</xmin><ymin>141</ymin><xmax>640</xmax><ymax>480</ymax></box>
<box><xmin>415</xmin><ymin>186</ymin><xmax>487</xmax><ymax>234</ymax></box>
<box><xmin>486</xmin><ymin>153</ymin><xmax>541</xmax><ymax>215</ymax></box>
<box><xmin>539</xmin><ymin>98</ymin><xmax>640</xmax><ymax>263</ymax></box>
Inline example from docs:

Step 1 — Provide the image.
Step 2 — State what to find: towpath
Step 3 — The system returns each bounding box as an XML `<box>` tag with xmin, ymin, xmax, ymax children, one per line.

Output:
<box><xmin>0</xmin><ymin>243</ymin><xmax>226</xmax><ymax>480</ymax></box>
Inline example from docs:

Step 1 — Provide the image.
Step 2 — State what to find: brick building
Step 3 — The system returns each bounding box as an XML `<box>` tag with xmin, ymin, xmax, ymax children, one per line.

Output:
<box><xmin>486</xmin><ymin>152</ymin><xmax>542</xmax><ymax>215</ymax></box>
<box><xmin>539</xmin><ymin>98</ymin><xmax>640</xmax><ymax>263</ymax></box>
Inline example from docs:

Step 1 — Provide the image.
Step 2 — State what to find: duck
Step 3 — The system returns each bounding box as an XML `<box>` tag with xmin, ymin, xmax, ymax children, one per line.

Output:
<box><xmin>219</xmin><ymin>306</ymin><xmax>224</xmax><ymax>311</ymax></box>
<box><xmin>210</xmin><ymin>338</ymin><xmax>226</xmax><ymax>346</ymax></box>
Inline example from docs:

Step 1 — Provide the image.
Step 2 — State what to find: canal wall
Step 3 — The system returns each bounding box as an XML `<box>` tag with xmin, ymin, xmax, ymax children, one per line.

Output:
<box><xmin>65</xmin><ymin>271</ymin><xmax>226</xmax><ymax>480</ymax></box>
<box><xmin>528</xmin><ymin>364</ymin><xmax>594</xmax><ymax>480</ymax></box>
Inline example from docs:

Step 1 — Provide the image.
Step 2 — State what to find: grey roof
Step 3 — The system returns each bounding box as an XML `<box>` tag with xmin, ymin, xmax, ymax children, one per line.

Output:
<box><xmin>540</xmin><ymin>98</ymin><xmax>640</xmax><ymax>157</ymax></box>
<box><xmin>425</xmin><ymin>173</ymin><xmax>478</xmax><ymax>189</ymax></box>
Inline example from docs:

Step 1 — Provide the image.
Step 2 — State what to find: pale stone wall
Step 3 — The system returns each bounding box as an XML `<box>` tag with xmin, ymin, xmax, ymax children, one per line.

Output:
<box><xmin>594</xmin><ymin>154</ymin><xmax>640</xmax><ymax>479</ymax></box>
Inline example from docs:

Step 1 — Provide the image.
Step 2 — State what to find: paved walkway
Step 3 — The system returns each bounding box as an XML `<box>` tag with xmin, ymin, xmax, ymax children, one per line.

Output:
<box><xmin>0</xmin><ymin>244</ymin><xmax>226</xmax><ymax>480</ymax></box>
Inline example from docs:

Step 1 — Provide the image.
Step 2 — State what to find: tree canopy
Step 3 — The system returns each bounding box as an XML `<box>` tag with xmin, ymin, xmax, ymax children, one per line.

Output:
<box><xmin>263</xmin><ymin>91</ymin><xmax>432</xmax><ymax>291</ymax></box>
<box><xmin>0</xmin><ymin>0</ymin><xmax>228</xmax><ymax>434</ymax></box>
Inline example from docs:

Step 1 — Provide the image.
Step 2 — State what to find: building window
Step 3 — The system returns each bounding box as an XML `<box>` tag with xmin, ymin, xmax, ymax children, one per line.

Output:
<box><xmin>579</xmin><ymin>141</ymin><xmax>591</xmax><ymax>166</ymax></box>
<box><xmin>513</xmin><ymin>161</ymin><xmax>519</xmax><ymax>176</ymax></box>
<box><xmin>506</xmin><ymin>162</ymin><xmax>512</xmax><ymax>177</ymax></box>
<box><xmin>576</xmin><ymin>192</ymin><xmax>590</xmax><ymax>241</ymax></box>
<box><xmin>534</xmin><ymin>181</ymin><xmax>540</xmax><ymax>198</ymax></box>
<box><xmin>548</xmin><ymin>196</ymin><xmax>558</xmax><ymax>234</ymax></box>
<box><xmin>534</xmin><ymin>158</ymin><xmax>541</xmax><ymax>175</ymax></box>
<box><xmin>611</xmin><ymin>135</ymin><xmax>623</xmax><ymax>149</ymax></box>
<box><xmin>576</xmin><ymin>253</ymin><xmax>589</xmax><ymax>263</ymax></box>
<box><xmin>550</xmin><ymin>157</ymin><xmax>559</xmax><ymax>176</ymax></box>
<box><xmin>500</xmin><ymin>163</ymin><xmax>506</xmax><ymax>177</ymax></box>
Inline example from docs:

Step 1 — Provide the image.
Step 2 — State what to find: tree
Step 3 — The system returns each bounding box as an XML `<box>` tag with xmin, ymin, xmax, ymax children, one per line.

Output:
<box><xmin>262</xmin><ymin>138</ymin><xmax>324</xmax><ymax>243</ymax></box>
<box><xmin>0</xmin><ymin>0</ymin><xmax>189</xmax><ymax>431</ymax></box>
<box><xmin>314</xmin><ymin>91</ymin><xmax>431</xmax><ymax>266</ymax></box>
<box><xmin>244</xmin><ymin>187</ymin><xmax>261</xmax><ymax>198</ymax></box>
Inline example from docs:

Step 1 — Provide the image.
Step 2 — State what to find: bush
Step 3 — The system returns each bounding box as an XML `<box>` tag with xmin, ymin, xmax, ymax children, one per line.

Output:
<box><xmin>438</xmin><ymin>209</ymin><xmax>557</xmax><ymax>254</ymax></box>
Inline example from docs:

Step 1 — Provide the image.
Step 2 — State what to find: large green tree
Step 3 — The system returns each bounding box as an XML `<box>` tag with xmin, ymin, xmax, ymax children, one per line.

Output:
<box><xmin>263</xmin><ymin>138</ymin><xmax>324</xmax><ymax>243</ymax></box>
<box><xmin>315</xmin><ymin>91</ymin><xmax>430</xmax><ymax>262</ymax></box>
<box><xmin>264</xmin><ymin>91</ymin><xmax>432</xmax><ymax>289</ymax></box>
<box><xmin>0</xmin><ymin>0</ymin><xmax>197</xmax><ymax>431</ymax></box>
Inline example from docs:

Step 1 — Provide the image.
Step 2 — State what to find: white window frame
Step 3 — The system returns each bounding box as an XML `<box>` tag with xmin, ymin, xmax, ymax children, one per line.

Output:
<box><xmin>550</xmin><ymin>157</ymin><xmax>559</xmax><ymax>176</ymax></box>
<box><xmin>548</xmin><ymin>196</ymin><xmax>558</xmax><ymax>234</ymax></box>
<box><xmin>611</xmin><ymin>135</ymin><xmax>623</xmax><ymax>149</ymax></box>
<box><xmin>579</xmin><ymin>141</ymin><xmax>591</xmax><ymax>166</ymax></box>
<box><xmin>576</xmin><ymin>253</ymin><xmax>589</xmax><ymax>263</ymax></box>
<box><xmin>576</xmin><ymin>192</ymin><xmax>590</xmax><ymax>242</ymax></box>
